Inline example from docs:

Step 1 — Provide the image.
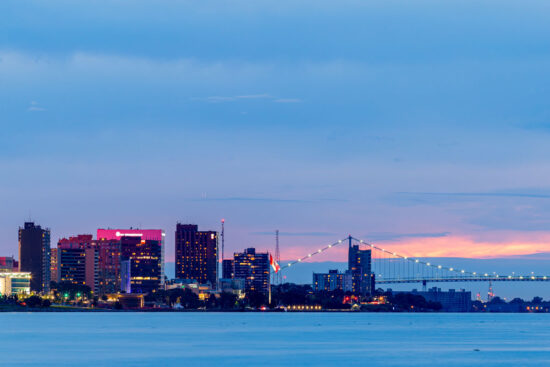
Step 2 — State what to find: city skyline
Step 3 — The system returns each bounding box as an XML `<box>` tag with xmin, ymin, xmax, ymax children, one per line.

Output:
<box><xmin>3</xmin><ymin>1</ymin><xmax>550</xmax><ymax>262</ymax></box>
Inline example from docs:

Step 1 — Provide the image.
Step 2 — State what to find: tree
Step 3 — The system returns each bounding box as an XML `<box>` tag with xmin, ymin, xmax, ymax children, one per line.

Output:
<box><xmin>179</xmin><ymin>288</ymin><xmax>200</xmax><ymax>309</ymax></box>
<box><xmin>219</xmin><ymin>292</ymin><xmax>237</xmax><ymax>310</ymax></box>
<box><xmin>246</xmin><ymin>291</ymin><xmax>267</xmax><ymax>308</ymax></box>
<box><xmin>24</xmin><ymin>295</ymin><xmax>43</xmax><ymax>308</ymax></box>
<box><xmin>532</xmin><ymin>296</ymin><xmax>543</xmax><ymax>304</ymax></box>
<box><xmin>488</xmin><ymin>296</ymin><xmax>506</xmax><ymax>305</ymax></box>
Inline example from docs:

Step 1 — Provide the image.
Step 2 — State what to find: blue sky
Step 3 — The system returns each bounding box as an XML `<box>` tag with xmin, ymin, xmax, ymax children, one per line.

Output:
<box><xmin>1</xmin><ymin>0</ymin><xmax>550</xmax><ymax>262</ymax></box>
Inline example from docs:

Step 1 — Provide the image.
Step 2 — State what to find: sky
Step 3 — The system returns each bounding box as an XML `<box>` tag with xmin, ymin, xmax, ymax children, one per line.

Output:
<box><xmin>1</xmin><ymin>0</ymin><xmax>550</xmax><ymax>268</ymax></box>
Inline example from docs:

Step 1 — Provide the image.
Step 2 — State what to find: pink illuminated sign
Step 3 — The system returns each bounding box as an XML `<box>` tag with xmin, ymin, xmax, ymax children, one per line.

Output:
<box><xmin>97</xmin><ymin>229</ymin><xmax>165</xmax><ymax>242</ymax></box>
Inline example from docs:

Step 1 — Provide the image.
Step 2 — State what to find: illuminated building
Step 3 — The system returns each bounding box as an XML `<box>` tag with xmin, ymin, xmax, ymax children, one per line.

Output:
<box><xmin>348</xmin><ymin>244</ymin><xmax>372</xmax><ymax>296</ymax></box>
<box><xmin>97</xmin><ymin>228</ymin><xmax>165</xmax><ymax>288</ymax></box>
<box><xmin>0</xmin><ymin>272</ymin><xmax>31</xmax><ymax>296</ymax></box>
<box><xmin>118</xmin><ymin>235</ymin><xmax>162</xmax><ymax>294</ymax></box>
<box><xmin>58</xmin><ymin>235</ymin><xmax>99</xmax><ymax>292</ymax></box>
<box><xmin>233</xmin><ymin>248</ymin><xmax>270</xmax><ymax>295</ymax></box>
<box><xmin>19</xmin><ymin>222</ymin><xmax>51</xmax><ymax>293</ymax></box>
<box><xmin>312</xmin><ymin>269</ymin><xmax>352</xmax><ymax>292</ymax></box>
<box><xmin>222</xmin><ymin>259</ymin><xmax>234</xmax><ymax>279</ymax></box>
<box><xmin>50</xmin><ymin>248</ymin><xmax>58</xmax><ymax>283</ymax></box>
<box><xmin>175</xmin><ymin>224</ymin><xmax>218</xmax><ymax>286</ymax></box>
<box><xmin>95</xmin><ymin>239</ymin><xmax>124</xmax><ymax>295</ymax></box>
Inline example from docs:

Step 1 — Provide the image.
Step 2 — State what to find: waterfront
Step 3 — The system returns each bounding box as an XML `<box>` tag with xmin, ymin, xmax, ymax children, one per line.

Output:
<box><xmin>1</xmin><ymin>313</ymin><xmax>549</xmax><ymax>366</ymax></box>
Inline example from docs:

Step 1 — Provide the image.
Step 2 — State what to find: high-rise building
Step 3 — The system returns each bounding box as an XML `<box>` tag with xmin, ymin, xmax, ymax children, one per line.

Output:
<box><xmin>19</xmin><ymin>222</ymin><xmax>51</xmax><ymax>293</ymax></box>
<box><xmin>57</xmin><ymin>235</ymin><xmax>98</xmax><ymax>292</ymax></box>
<box><xmin>175</xmin><ymin>224</ymin><xmax>218</xmax><ymax>286</ymax></box>
<box><xmin>222</xmin><ymin>259</ymin><xmax>234</xmax><ymax>279</ymax></box>
<box><xmin>95</xmin><ymin>239</ymin><xmax>123</xmax><ymax>295</ymax></box>
<box><xmin>50</xmin><ymin>248</ymin><xmax>58</xmax><ymax>283</ymax></box>
<box><xmin>233</xmin><ymin>248</ymin><xmax>270</xmax><ymax>295</ymax></box>
<box><xmin>97</xmin><ymin>228</ymin><xmax>165</xmax><ymax>288</ymax></box>
<box><xmin>119</xmin><ymin>236</ymin><xmax>162</xmax><ymax>294</ymax></box>
<box><xmin>348</xmin><ymin>243</ymin><xmax>372</xmax><ymax>296</ymax></box>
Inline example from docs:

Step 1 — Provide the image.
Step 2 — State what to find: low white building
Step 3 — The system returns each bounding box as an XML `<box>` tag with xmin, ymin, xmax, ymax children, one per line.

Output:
<box><xmin>0</xmin><ymin>272</ymin><xmax>31</xmax><ymax>296</ymax></box>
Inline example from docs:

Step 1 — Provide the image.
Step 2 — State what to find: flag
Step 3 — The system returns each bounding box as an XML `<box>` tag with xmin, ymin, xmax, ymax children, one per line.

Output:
<box><xmin>270</xmin><ymin>254</ymin><xmax>280</xmax><ymax>273</ymax></box>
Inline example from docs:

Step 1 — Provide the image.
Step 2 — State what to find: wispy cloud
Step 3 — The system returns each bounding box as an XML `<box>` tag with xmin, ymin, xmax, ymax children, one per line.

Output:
<box><xmin>27</xmin><ymin>101</ymin><xmax>46</xmax><ymax>112</ymax></box>
<box><xmin>365</xmin><ymin>231</ymin><xmax>451</xmax><ymax>242</ymax></box>
<box><xmin>192</xmin><ymin>196</ymin><xmax>309</xmax><ymax>203</ymax></box>
<box><xmin>273</xmin><ymin>98</ymin><xmax>301</xmax><ymax>103</ymax></box>
<box><xmin>198</xmin><ymin>94</ymin><xmax>301</xmax><ymax>104</ymax></box>
<box><xmin>398</xmin><ymin>191</ymin><xmax>550</xmax><ymax>199</ymax></box>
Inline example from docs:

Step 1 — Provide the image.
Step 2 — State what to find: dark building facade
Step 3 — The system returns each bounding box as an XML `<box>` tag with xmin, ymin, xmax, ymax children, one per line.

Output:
<box><xmin>222</xmin><ymin>259</ymin><xmax>234</xmax><ymax>279</ymax></box>
<box><xmin>175</xmin><ymin>224</ymin><xmax>218</xmax><ymax>286</ymax></box>
<box><xmin>348</xmin><ymin>243</ymin><xmax>372</xmax><ymax>296</ymax></box>
<box><xmin>233</xmin><ymin>248</ymin><xmax>270</xmax><ymax>295</ymax></box>
<box><xmin>19</xmin><ymin>222</ymin><xmax>51</xmax><ymax>293</ymax></box>
<box><xmin>120</xmin><ymin>236</ymin><xmax>162</xmax><ymax>294</ymax></box>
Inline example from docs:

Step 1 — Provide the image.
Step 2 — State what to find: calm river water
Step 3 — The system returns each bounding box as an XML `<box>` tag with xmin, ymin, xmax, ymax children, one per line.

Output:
<box><xmin>1</xmin><ymin>312</ymin><xmax>549</xmax><ymax>366</ymax></box>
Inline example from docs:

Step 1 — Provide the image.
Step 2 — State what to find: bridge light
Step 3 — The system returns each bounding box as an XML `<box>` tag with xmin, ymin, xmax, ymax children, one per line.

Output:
<box><xmin>403</xmin><ymin>256</ymin><xmax>408</xmax><ymax>259</ymax></box>
<box><xmin>426</xmin><ymin>262</ymin><xmax>431</xmax><ymax>266</ymax></box>
<box><xmin>508</xmin><ymin>276</ymin><xmax>512</xmax><ymax>279</ymax></box>
<box><xmin>338</xmin><ymin>240</ymin><xmax>342</xmax><ymax>243</ymax></box>
<box><xmin>288</xmin><ymin>263</ymin><xmax>292</xmax><ymax>267</ymax></box>
<box><xmin>544</xmin><ymin>276</ymin><xmax>547</xmax><ymax>280</ymax></box>
<box><xmin>449</xmin><ymin>267</ymin><xmax>453</xmax><ymax>271</ymax></box>
<box><xmin>531</xmin><ymin>276</ymin><xmax>535</xmax><ymax>279</ymax></box>
<box><xmin>473</xmin><ymin>272</ymin><xmax>476</xmax><ymax>275</ymax></box>
<box><xmin>415</xmin><ymin>260</ymin><xmax>419</xmax><ymax>263</ymax></box>
<box><xmin>318</xmin><ymin>249</ymin><xmax>322</xmax><ymax>253</ymax></box>
<box><xmin>484</xmin><ymin>273</ymin><xmax>488</xmax><ymax>276</ymax></box>
<box><xmin>308</xmin><ymin>254</ymin><xmax>312</xmax><ymax>257</ymax></box>
<box><xmin>520</xmin><ymin>276</ymin><xmax>524</xmax><ymax>279</ymax></box>
<box><xmin>298</xmin><ymin>259</ymin><xmax>302</xmax><ymax>262</ymax></box>
<box><xmin>360</xmin><ymin>240</ymin><xmax>363</xmax><ymax>243</ymax></box>
<box><xmin>438</xmin><ymin>265</ymin><xmax>442</xmax><ymax>269</ymax></box>
<box><xmin>461</xmin><ymin>270</ymin><xmax>465</xmax><ymax>273</ymax></box>
<box><xmin>370</xmin><ymin>244</ymin><xmax>374</xmax><ymax>247</ymax></box>
<box><xmin>328</xmin><ymin>244</ymin><xmax>332</xmax><ymax>248</ymax></box>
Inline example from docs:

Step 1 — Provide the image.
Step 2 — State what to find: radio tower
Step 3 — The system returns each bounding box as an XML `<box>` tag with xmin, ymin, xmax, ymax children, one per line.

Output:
<box><xmin>221</xmin><ymin>219</ymin><xmax>225</xmax><ymax>263</ymax></box>
<box><xmin>275</xmin><ymin>229</ymin><xmax>281</xmax><ymax>284</ymax></box>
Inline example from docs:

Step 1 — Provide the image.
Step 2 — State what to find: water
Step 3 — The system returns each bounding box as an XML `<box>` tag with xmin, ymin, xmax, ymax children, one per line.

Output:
<box><xmin>1</xmin><ymin>313</ymin><xmax>549</xmax><ymax>366</ymax></box>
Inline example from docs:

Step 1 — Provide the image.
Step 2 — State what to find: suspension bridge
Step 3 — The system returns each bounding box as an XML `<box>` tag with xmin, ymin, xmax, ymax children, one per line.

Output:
<box><xmin>279</xmin><ymin>236</ymin><xmax>550</xmax><ymax>285</ymax></box>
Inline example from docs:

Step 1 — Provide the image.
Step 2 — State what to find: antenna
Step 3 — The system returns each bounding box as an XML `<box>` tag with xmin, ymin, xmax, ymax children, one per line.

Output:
<box><xmin>221</xmin><ymin>219</ymin><xmax>225</xmax><ymax>262</ymax></box>
<box><xmin>275</xmin><ymin>229</ymin><xmax>281</xmax><ymax>285</ymax></box>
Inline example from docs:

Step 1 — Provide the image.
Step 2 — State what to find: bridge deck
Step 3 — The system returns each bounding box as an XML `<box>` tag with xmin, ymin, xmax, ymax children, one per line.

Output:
<box><xmin>377</xmin><ymin>276</ymin><xmax>550</xmax><ymax>284</ymax></box>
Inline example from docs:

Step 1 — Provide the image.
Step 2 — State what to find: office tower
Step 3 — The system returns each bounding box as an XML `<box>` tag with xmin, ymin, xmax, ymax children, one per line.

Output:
<box><xmin>119</xmin><ymin>236</ymin><xmax>162</xmax><ymax>294</ymax></box>
<box><xmin>95</xmin><ymin>239</ymin><xmax>123</xmax><ymax>295</ymax></box>
<box><xmin>348</xmin><ymin>243</ymin><xmax>372</xmax><ymax>296</ymax></box>
<box><xmin>233</xmin><ymin>248</ymin><xmax>270</xmax><ymax>295</ymax></box>
<box><xmin>97</xmin><ymin>228</ymin><xmax>165</xmax><ymax>287</ymax></box>
<box><xmin>57</xmin><ymin>235</ymin><xmax>99</xmax><ymax>292</ymax></box>
<box><xmin>18</xmin><ymin>222</ymin><xmax>51</xmax><ymax>293</ymax></box>
<box><xmin>222</xmin><ymin>259</ymin><xmax>234</xmax><ymax>279</ymax></box>
<box><xmin>50</xmin><ymin>248</ymin><xmax>58</xmax><ymax>283</ymax></box>
<box><xmin>175</xmin><ymin>224</ymin><xmax>218</xmax><ymax>286</ymax></box>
